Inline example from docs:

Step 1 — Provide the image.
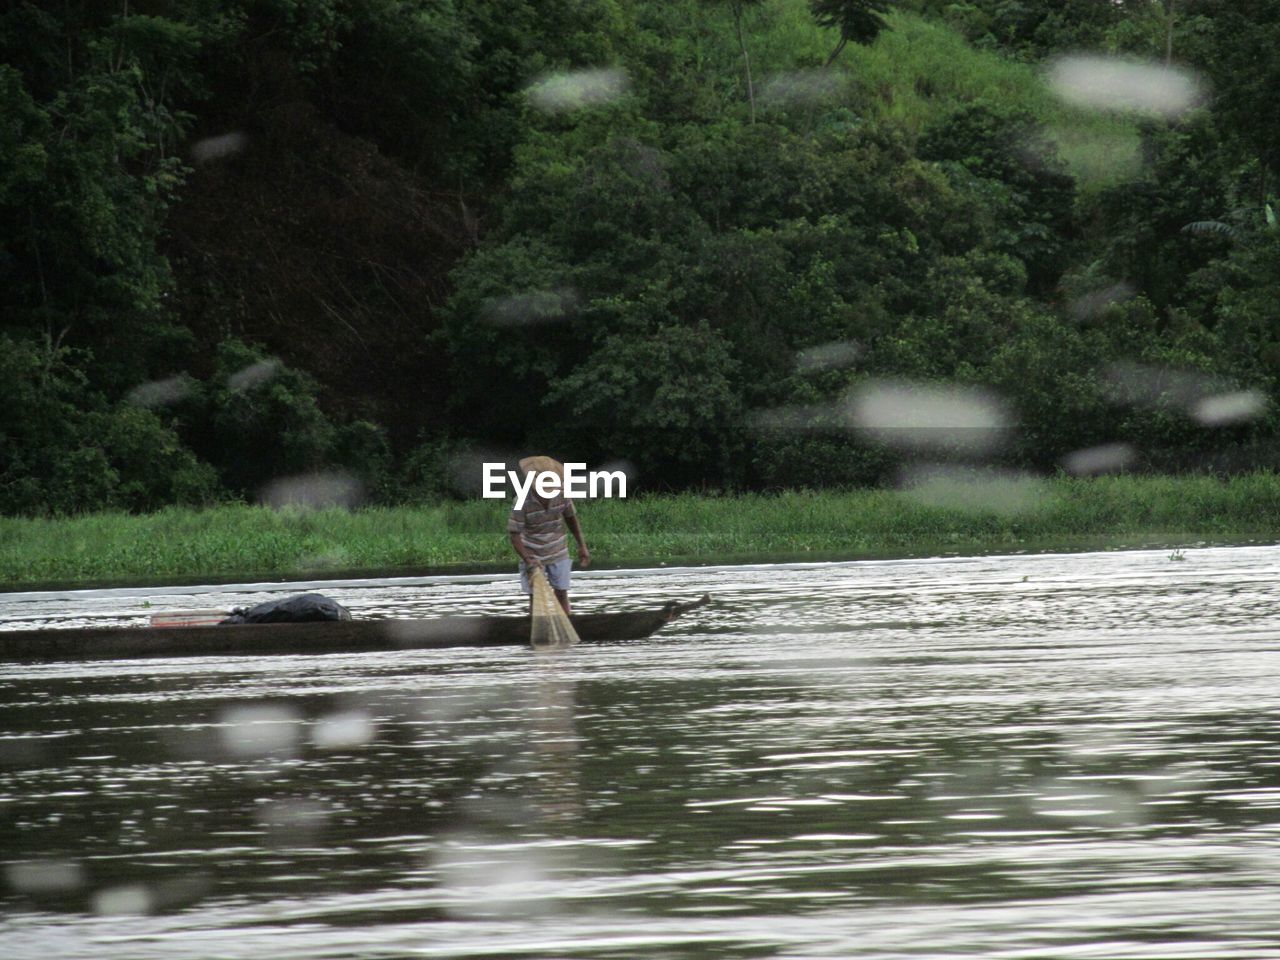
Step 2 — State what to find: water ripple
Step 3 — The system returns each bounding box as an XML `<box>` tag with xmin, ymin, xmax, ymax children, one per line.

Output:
<box><xmin>3</xmin><ymin>546</ymin><xmax>1280</xmax><ymax>956</ymax></box>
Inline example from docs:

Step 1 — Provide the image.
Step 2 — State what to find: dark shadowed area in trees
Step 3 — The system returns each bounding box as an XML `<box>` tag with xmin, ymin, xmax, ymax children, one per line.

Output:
<box><xmin>2</xmin><ymin>0</ymin><xmax>1277</xmax><ymax>515</ymax></box>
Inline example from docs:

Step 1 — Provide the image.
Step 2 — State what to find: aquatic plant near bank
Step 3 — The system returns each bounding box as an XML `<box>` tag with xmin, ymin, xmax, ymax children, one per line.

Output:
<box><xmin>0</xmin><ymin>474</ymin><xmax>1276</xmax><ymax>588</ymax></box>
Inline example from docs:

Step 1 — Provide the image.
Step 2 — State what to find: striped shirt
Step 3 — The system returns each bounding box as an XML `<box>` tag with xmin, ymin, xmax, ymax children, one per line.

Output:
<box><xmin>508</xmin><ymin>494</ymin><xmax>577</xmax><ymax>564</ymax></box>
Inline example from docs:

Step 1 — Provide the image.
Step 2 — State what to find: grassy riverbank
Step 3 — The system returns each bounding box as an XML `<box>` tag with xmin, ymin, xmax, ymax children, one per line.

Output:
<box><xmin>1</xmin><ymin>473</ymin><xmax>1277</xmax><ymax>588</ymax></box>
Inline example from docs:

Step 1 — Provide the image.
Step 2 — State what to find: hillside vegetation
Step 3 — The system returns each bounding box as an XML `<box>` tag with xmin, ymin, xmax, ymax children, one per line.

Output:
<box><xmin>2</xmin><ymin>0</ymin><xmax>1277</xmax><ymax>515</ymax></box>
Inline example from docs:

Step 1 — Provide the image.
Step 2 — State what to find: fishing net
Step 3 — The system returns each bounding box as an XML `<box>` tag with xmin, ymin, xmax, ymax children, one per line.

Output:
<box><xmin>529</xmin><ymin>565</ymin><xmax>580</xmax><ymax>649</ymax></box>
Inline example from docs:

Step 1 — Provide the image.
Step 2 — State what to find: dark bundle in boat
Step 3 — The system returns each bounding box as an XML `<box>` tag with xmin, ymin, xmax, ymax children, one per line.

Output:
<box><xmin>220</xmin><ymin>593</ymin><xmax>353</xmax><ymax>625</ymax></box>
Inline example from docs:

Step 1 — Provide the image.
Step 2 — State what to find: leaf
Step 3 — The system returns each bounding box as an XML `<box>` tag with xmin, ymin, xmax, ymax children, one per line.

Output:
<box><xmin>1180</xmin><ymin>220</ymin><xmax>1238</xmax><ymax>239</ymax></box>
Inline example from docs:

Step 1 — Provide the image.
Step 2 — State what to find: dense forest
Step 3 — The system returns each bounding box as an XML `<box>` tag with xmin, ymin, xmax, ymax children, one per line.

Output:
<box><xmin>3</xmin><ymin>0</ymin><xmax>1279</xmax><ymax>514</ymax></box>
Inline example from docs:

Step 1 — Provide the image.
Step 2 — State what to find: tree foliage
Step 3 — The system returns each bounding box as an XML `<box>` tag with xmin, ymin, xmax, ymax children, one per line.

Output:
<box><xmin>811</xmin><ymin>0</ymin><xmax>892</xmax><ymax>63</ymax></box>
<box><xmin>2</xmin><ymin>0</ymin><xmax>1280</xmax><ymax>514</ymax></box>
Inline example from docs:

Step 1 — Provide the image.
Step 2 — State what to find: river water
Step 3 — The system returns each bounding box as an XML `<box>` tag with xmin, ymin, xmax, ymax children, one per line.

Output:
<box><xmin>2</xmin><ymin>546</ymin><xmax>1280</xmax><ymax>958</ymax></box>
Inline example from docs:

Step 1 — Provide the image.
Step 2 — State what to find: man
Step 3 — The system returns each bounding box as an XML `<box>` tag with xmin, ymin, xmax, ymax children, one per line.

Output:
<box><xmin>507</xmin><ymin>456</ymin><xmax>591</xmax><ymax>615</ymax></box>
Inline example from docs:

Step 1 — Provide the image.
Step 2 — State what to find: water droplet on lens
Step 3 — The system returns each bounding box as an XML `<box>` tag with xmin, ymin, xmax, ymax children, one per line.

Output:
<box><xmin>1047</xmin><ymin>55</ymin><xmax>1204</xmax><ymax>118</ymax></box>
<box><xmin>525</xmin><ymin>68</ymin><xmax>629</xmax><ymax>113</ymax></box>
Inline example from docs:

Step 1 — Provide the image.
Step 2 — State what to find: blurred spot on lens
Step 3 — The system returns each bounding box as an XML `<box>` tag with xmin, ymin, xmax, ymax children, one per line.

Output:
<box><xmin>217</xmin><ymin>704</ymin><xmax>302</xmax><ymax>759</ymax></box>
<box><xmin>227</xmin><ymin>359</ymin><xmax>280</xmax><ymax>392</ymax></box>
<box><xmin>432</xmin><ymin>833</ymin><xmax>560</xmax><ymax>918</ymax></box>
<box><xmin>1047</xmin><ymin>55</ymin><xmax>1204</xmax><ymax>118</ymax></box>
<box><xmin>1046</xmin><ymin>123</ymin><xmax>1143</xmax><ymax>183</ymax></box>
<box><xmin>849</xmin><ymin>380</ymin><xmax>1014</xmax><ymax>455</ymax></box>
<box><xmin>257</xmin><ymin>798</ymin><xmax>329</xmax><ymax>846</ymax></box>
<box><xmin>590</xmin><ymin>459</ymin><xmax>636</xmax><ymax>495</ymax></box>
<box><xmin>259</xmin><ymin>471</ymin><xmax>364</xmax><ymax>511</ymax></box>
<box><xmin>901</xmin><ymin>465</ymin><xmax>1049</xmax><ymax>516</ymax></box>
<box><xmin>0</xmin><ymin>737</ymin><xmax>47</xmax><ymax>767</ymax></box>
<box><xmin>190</xmin><ymin>131</ymin><xmax>248</xmax><ymax>163</ymax></box>
<box><xmin>480</xmin><ymin>289</ymin><xmax>579</xmax><ymax>327</ymax></box>
<box><xmin>1105</xmin><ymin>362</ymin><xmax>1214</xmax><ymax>408</ymax></box>
<box><xmin>760</xmin><ymin>70</ymin><xmax>843</xmax><ymax>109</ymax></box>
<box><xmin>748</xmin><ymin>403</ymin><xmax>836</xmax><ymax>434</ymax></box>
<box><xmin>413</xmin><ymin>688</ymin><xmax>505</xmax><ymax>723</ymax></box>
<box><xmin>126</xmin><ymin>374</ymin><xmax>194</xmax><ymax>408</ymax></box>
<box><xmin>5</xmin><ymin>859</ymin><xmax>85</xmax><ymax>894</ymax></box>
<box><xmin>1069</xmin><ymin>281</ymin><xmax>1136</xmax><ymax>321</ymax></box>
<box><xmin>795</xmin><ymin>340</ymin><xmax>861</xmax><ymax>373</ymax></box>
<box><xmin>312</xmin><ymin>709</ymin><xmax>377</xmax><ymax>750</ymax></box>
<box><xmin>442</xmin><ymin>446</ymin><xmax>520</xmax><ymax>500</ymax></box>
<box><xmin>1030</xmin><ymin>778</ymin><xmax>1144</xmax><ymax>827</ymax></box>
<box><xmin>1060</xmin><ymin>726</ymin><xmax>1128</xmax><ymax>758</ymax></box>
<box><xmin>1192</xmin><ymin>390</ymin><xmax>1266</xmax><ymax>427</ymax></box>
<box><xmin>526</xmin><ymin>68</ymin><xmax>629</xmax><ymax>113</ymax></box>
<box><xmin>1061</xmin><ymin>442</ymin><xmax>1136</xmax><ymax>476</ymax></box>
<box><xmin>1137</xmin><ymin>763</ymin><xmax>1210</xmax><ymax>798</ymax></box>
<box><xmin>1104</xmin><ymin>363</ymin><xmax>1262</xmax><ymax>427</ymax></box>
<box><xmin>92</xmin><ymin>884</ymin><xmax>153</xmax><ymax>916</ymax></box>
<box><xmin>389</xmin><ymin>616</ymin><xmax>496</xmax><ymax>649</ymax></box>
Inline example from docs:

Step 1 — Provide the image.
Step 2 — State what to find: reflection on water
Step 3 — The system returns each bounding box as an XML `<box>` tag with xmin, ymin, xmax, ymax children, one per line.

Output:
<box><xmin>2</xmin><ymin>546</ymin><xmax>1280</xmax><ymax>957</ymax></box>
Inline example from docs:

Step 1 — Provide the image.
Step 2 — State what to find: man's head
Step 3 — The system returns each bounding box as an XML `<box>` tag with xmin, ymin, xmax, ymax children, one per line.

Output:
<box><xmin>518</xmin><ymin>456</ymin><xmax>564</xmax><ymax>502</ymax></box>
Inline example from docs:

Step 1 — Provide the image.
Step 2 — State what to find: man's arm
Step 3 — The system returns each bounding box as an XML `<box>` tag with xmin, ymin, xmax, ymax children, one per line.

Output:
<box><xmin>566</xmin><ymin>514</ymin><xmax>591</xmax><ymax>568</ymax></box>
<box><xmin>509</xmin><ymin>530</ymin><xmax>540</xmax><ymax>568</ymax></box>
<box><xmin>508</xmin><ymin>508</ymin><xmax>540</xmax><ymax>568</ymax></box>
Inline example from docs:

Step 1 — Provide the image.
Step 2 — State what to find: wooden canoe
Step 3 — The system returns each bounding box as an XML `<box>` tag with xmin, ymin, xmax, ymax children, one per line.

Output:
<box><xmin>0</xmin><ymin>595</ymin><xmax>711</xmax><ymax>661</ymax></box>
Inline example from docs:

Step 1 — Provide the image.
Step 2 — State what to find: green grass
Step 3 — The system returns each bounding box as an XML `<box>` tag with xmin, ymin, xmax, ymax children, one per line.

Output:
<box><xmin>1</xmin><ymin>474</ymin><xmax>1276</xmax><ymax>589</ymax></box>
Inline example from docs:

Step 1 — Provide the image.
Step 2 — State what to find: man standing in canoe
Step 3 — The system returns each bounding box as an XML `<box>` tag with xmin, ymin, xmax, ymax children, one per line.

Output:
<box><xmin>508</xmin><ymin>456</ymin><xmax>591</xmax><ymax>615</ymax></box>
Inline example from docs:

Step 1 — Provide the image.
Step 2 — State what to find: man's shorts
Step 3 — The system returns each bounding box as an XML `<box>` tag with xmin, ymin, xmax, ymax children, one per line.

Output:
<box><xmin>519</xmin><ymin>556</ymin><xmax>572</xmax><ymax>594</ymax></box>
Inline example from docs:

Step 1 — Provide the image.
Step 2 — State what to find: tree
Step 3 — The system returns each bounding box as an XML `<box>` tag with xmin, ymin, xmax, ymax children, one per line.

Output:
<box><xmin>810</xmin><ymin>0</ymin><xmax>892</xmax><ymax>65</ymax></box>
<box><xmin>705</xmin><ymin>0</ymin><xmax>766</xmax><ymax>123</ymax></box>
<box><xmin>0</xmin><ymin>335</ymin><xmax>219</xmax><ymax>515</ymax></box>
<box><xmin>547</xmin><ymin>322</ymin><xmax>744</xmax><ymax>487</ymax></box>
<box><xmin>918</xmin><ymin>104</ymin><xmax>1076</xmax><ymax>295</ymax></box>
<box><xmin>0</xmin><ymin>27</ymin><xmax>195</xmax><ymax>393</ymax></box>
<box><xmin>1075</xmin><ymin>116</ymin><xmax>1232</xmax><ymax>316</ymax></box>
<box><xmin>1198</xmin><ymin>0</ymin><xmax>1280</xmax><ymax>197</ymax></box>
